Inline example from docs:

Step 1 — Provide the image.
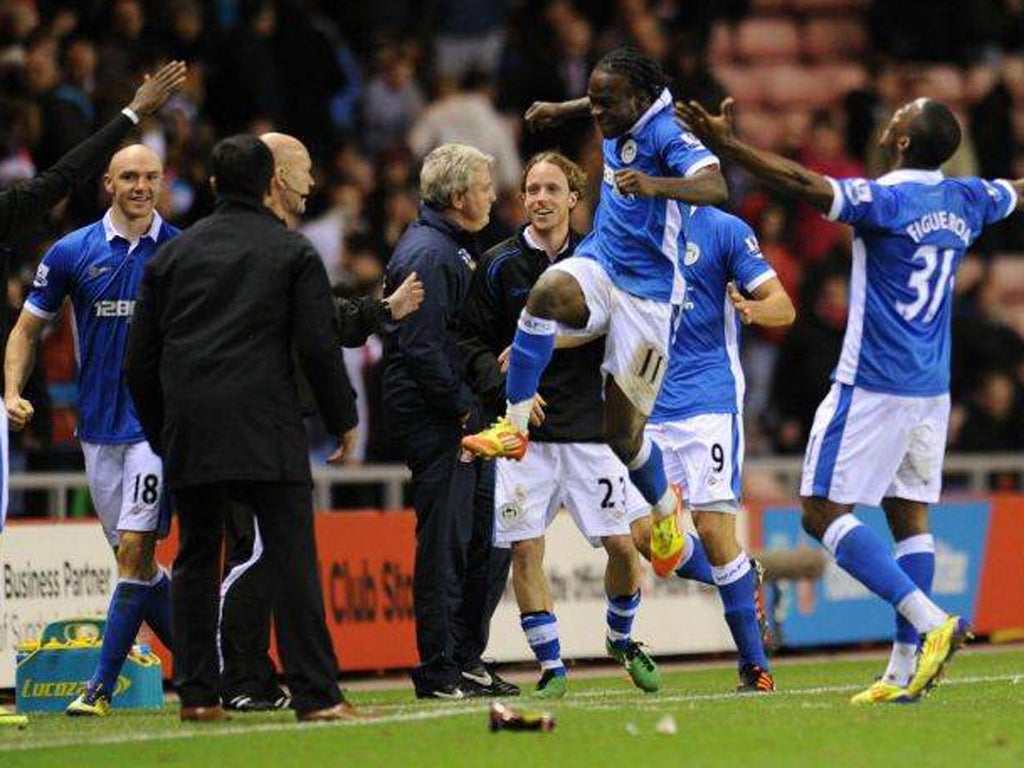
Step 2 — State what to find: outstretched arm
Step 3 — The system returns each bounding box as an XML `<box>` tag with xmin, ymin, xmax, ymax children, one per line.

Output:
<box><xmin>676</xmin><ymin>98</ymin><xmax>834</xmax><ymax>213</ymax></box>
<box><xmin>524</xmin><ymin>97</ymin><xmax>592</xmax><ymax>131</ymax></box>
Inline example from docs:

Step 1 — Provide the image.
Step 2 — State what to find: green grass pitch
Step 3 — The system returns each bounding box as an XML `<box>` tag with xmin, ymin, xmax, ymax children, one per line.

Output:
<box><xmin>2</xmin><ymin>647</ymin><xmax>1022</xmax><ymax>767</ymax></box>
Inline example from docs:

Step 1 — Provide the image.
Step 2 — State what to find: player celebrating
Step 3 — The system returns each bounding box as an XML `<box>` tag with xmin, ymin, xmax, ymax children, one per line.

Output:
<box><xmin>678</xmin><ymin>96</ymin><xmax>1023</xmax><ymax>701</ymax></box>
<box><xmin>462</xmin><ymin>47</ymin><xmax>728</xmax><ymax>578</ymax></box>
<box><xmin>627</xmin><ymin>205</ymin><xmax>794</xmax><ymax>692</ymax></box>
<box><xmin>461</xmin><ymin>152</ymin><xmax>658</xmax><ymax>698</ymax></box>
<box><xmin>5</xmin><ymin>145</ymin><xmax>179</xmax><ymax>717</ymax></box>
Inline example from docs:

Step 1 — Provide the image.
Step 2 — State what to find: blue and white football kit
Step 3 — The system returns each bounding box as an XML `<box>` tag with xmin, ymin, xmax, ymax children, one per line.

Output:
<box><xmin>548</xmin><ymin>88</ymin><xmax>719</xmax><ymax>414</ymax></box>
<box><xmin>26</xmin><ymin>210</ymin><xmax>178</xmax><ymax>545</ymax></box>
<box><xmin>627</xmin><ymin>206</ymin><xmax>775</xmax><ymax>512</ymax></box>
<box><xmin>800</xmin><ymin>170</ymin><xmax>1018</xmax><ymax>505</ymax></box>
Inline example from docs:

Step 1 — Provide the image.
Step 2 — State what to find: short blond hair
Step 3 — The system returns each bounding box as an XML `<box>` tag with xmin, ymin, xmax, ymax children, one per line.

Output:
<box><xmin>521</xmin><ymin>151</ymin><xmax>587</xmax><ymax>199</ymax></box>
<box><xmin>420</xmin><ymin>143</ymin><xmax>493</xmax><ymax>209</ymax></box>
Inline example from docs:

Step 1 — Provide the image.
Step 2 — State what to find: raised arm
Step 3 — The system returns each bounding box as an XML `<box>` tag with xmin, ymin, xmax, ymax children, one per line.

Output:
<box><xmin>524</xmin><ymin>97</ymin><xmax>592</xmax><ymax>131</ymax></box>
<box><xmin>676</xmin><ymin>98</ymin><xmax>834</xmax><ymax>213</ymax></box>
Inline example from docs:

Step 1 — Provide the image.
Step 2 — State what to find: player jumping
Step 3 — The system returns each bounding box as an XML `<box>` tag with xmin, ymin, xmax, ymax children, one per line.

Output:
<box><xmin>462</xmin><ymin>47</ymin><xmax>728</xmax><ymax>578</ymax></box>
<box><xmin>627</xmin><ymin>204</ymin><xmax>794</xmax><ymax>692</ymax></box>
<box><xmin>461</xmin><ymin>152</ymin><xmax>659</xmax><ymax>698</ymax></box>
<box><xmin>5</xmin><ymin>145</ymin><xmax>179</xmax><ymax>717</ymax></box>
<box><xmin>678</xmin><ymin>96</ymin><xmax>1023</xmax><ymax>702</ymax></box>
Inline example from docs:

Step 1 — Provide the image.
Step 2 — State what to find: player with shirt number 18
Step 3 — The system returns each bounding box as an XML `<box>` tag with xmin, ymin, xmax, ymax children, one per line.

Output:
<box><xmin>678</xmin><ymin>95</ymin><xmax>1024</xmax><ymax>703</ymax></box>
<box><xmin>462</xmin><ymin>47</ymin><xmax>729</xmax><ymax>581</ymax></box>
<box><xmin>5</xmin><ymin>145</ymin><xmax>179</xmax><ymax>717</ymax></box>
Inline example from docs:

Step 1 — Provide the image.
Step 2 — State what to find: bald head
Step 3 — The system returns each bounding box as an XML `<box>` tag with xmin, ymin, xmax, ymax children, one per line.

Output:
<box><xmin>259</xmin><ymin>132</ymin><xmax>314</xmax><ymax>218</ymax></box>
<box><xmin>105</xmin><ymin>143</ymin><xmax>163</xmax><ymax>224</ymax></box>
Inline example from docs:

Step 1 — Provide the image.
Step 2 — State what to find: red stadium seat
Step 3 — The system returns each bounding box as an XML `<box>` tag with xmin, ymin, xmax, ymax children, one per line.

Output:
<box><xmin>907</xmin><ymin>65</ymin><xmax>965</xmax><ymax>106</ymax></box>
<box><xmin>762</xmin><ymin>64</ymin><xmax>835</xmax><ymax>107</ymax></box>
<box><xmin>818</xmin><ymin>63</ymin><xmax>870</xmax><ymax>97</ymax></box>
<box><xmin>802</xmin><ymin>18</ymin><xmax>869</xmax><ymax>60</ymax></box>
<box><xmin>790</xmin><ymin>0</ymin><xmax>870</xmax><ymax>11</ymax></box>
<box><xmin>736</xmin><ymin>108</ymin><xmax>785</xmax><ymax>150</ymax></box>
<box><xmin>735</xmin><ymin>18</ymin><xmax>801</xmax><ymax>62</ymax></box>
<box><xmin>713</xmin><ymin>65</ymin><xmax>767</xmax><ymax>106</ymax></box>
<box><xmin>707</xmin><ymin>22</ymin><xmax>735</xmax><ymax>65</ymax></box>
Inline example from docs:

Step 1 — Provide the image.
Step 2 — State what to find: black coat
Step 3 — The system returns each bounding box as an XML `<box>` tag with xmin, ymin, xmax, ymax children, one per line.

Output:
<box><xmin>126</xmin><ymin>195</ymin><xmax>356</xmax><ymax>489</ymax></box>
<box><xmin>459</xmin><ymin>226</ymin><xmax>606</xmax><ymax>442</ymax></box>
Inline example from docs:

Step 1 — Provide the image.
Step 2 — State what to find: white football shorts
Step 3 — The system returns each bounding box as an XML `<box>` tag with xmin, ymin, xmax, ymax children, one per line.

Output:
<box><xmin>494</xmin><ymin>441</ymin><xmax>648</xmax><ymax>548</ymax></box>
<box><xmin>800</xmin><ymin>383</ymin><xmax>950</xmax><ymax>506</ymax></box>
<box><xmin>547</xmin><ymin>256</ymin><xmax>675</xmax><ymax>415</ymax></box>
<box><xmin>626</xmin><ymin>413</ymin><xmax>743</xmax><ymax>517</ymax></box>
<box><xmin>81</xmin><ymin>440</ymin><xmax>168</xmax><ymax>547</ymax></box>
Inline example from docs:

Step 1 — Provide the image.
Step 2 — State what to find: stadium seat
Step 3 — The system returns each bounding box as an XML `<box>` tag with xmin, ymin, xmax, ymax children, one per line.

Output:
<box><xmin>790</xmin><ymin>0</ymin><xmax>870</xmax><ymax>11</ymax></box>
<box><xmin>735</xmin><ymin>18</ymin><xmax>801</xmax><ymax>62</ymax></box>
<box><xmin>762</xmin><ymin>65</ymin><xmax>835</xmax><ymax>107</ymax></box>
<box><xmin>965</xmin><ymin>63</ymin><xmax>999</xmax><ymax>102</ymax></box>
<box><xmin>713</xmin><ymin>65</ymin><xmax>767</xmax><ymax>106</ymax></box>
<box><xmin>818</xmin><ymin>63</ymin><xmax>870</xmax><ymax>98</ymax></box>
<box><xmin>736</xmin><ymin>108</ymin><xmax>785</xmax><ymax>150</ymax></box>
<box><xmin>908</xmin><ymin>65</ymin><xmax>965</xmax><ymax>106</ymax></box>
<box><xmin>802</xmin><ymin>18</ymin><xmax>869</xmax><ymax>60</ymax></box>
<box><xmin>751</xmin><ymin>0</ymin><xmax>792</xmax><ymax>12</ymax></box>
<box><xmin>707</xmin><ymin>22</ymin><xmax>735</xmax><ymax>65</ymax></box>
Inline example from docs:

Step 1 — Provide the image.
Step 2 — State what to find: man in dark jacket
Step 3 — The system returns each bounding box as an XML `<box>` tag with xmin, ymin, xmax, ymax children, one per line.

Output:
<box><xmin>126</xmin><ymin>135</ymin><xmax>357</xmax><ymax>722</ymax></box>
<box><xmin>382</xmin><ymin>143</ymin><xmax>517</xmax><ymax>700</ymax></box>
<box><xmin>216</xmin><ymin>132</ymin><xmax>424</xmax><ymax>712</ymax></box>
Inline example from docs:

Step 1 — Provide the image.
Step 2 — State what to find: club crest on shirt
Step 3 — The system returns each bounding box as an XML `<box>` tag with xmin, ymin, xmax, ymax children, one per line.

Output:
<box><xmin>620</xmin><ymin>138</ymin><xmax>638</xmax><ymax>165</ymax></box>
<box><xmin>498</xmin><ymin>500</ymin><xmax>523</xmax><ymax>525</ymax></box>
<box><xmin>33</xmin><ymin>263</ymin><xmax>49</xmax><ymax>288</ymax></box>
<box><xmin>683</xmin><ymin>241</ymin><xmax>701</xmax><ymax>266</ymax></box>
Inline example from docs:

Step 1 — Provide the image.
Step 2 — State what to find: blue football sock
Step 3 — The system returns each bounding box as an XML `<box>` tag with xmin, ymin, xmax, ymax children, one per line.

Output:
<box><xmin>506</xmin><ymin>312</ymin><xmax>556</xmax><ymax>406</ymax></box>
<box><xmin>606</xmin><ymin>591</ymin><xmax>641</xmax><ymax>651</ymax></box>
<box><xmin>91</xmin><ymin>579</ymin><xmax>151</xmax><ymax>695</ymax></box>
<box><xmin>713</xmin><ymin>553</ymin><xmax>769</xmax><ymax>669</ymax></box>
<box><xmin>894</xmin><ymin>534</ymin><xmax>935</xmax><ymax>646</ymax></box>
<box><xmin>674</xmin><ymin>532</ymin><xmax>714</xmax><ymax>585</ymax></box>
<box><xmin>521</xmin><ymin>611</ymin><xmax>565</xmax><ymax>676</ymax></box>
<box><xmin>626</xmin><ymin>436</ymin><xmax>669</xmax><ymax>508</ymax></box>
<box><xmin>823</xmin><ymin>514</ymin><xmax>918</xmax><ymax>607</ymax></box>
<box><xmin>143</xmin><ymin>568</ymin><xmax>173</xmax><ymax>650</ymax></box>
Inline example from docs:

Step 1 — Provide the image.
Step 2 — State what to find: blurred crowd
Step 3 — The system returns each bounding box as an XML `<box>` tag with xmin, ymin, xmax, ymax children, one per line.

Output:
<box><xmin>0</xmin><ymin>0</ymin><xmax>1021</xmax><ymax>504</ymax></box>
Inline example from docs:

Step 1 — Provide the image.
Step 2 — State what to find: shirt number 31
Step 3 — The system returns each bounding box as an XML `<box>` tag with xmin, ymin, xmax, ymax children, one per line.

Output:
<box><xmin>896</xmin><ymin>245</ymin><xmax>955</xmax><ymax>323</ymax></box>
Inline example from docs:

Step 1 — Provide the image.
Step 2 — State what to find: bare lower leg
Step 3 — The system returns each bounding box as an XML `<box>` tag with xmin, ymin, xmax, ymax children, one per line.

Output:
<box><xmin>692</xmin><ymin>510</ymin><xmax>741</xmax><ymax>566</ymax></box>
<box><xmin>512</xmin><ymin>538</ymin><xmax>552</xmax><ymax>614</ymax></box>
<box><xmin>630</xmin><ymin>516</ymin><xmax>652</xmax><ymax>562</ymax></box>
<box><xmin>116</xmin><ymin>530</ymin><xmax>159</xmax><ymax>582</ymax></box>
<box><xmin>800</xmin><ymin>496</ymin><xmax>853</xmax><ymax>541</ymax></box>
<box><xmin>603</xmin><ymin>534</ymin><xmax>641</xmax><ymax>597</ymax></box>
<box><xmin>883</xmin><ymin>497</ymin><xmax>930</xmax><ymax>541</ymax></box>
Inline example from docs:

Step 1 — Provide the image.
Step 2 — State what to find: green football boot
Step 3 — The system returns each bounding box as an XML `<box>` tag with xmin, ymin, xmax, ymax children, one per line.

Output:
<box><xmin>607</xmin><ymin>638</ymin><xmax>661</xmax><ymax>693</ymax></box>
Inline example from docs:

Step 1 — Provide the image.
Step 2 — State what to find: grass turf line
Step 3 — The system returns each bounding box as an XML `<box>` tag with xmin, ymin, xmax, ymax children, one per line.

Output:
<box><xmin>1</xmin><ymin>648</ymin><xmax>1022</xmax><ymax>768</ymax></box>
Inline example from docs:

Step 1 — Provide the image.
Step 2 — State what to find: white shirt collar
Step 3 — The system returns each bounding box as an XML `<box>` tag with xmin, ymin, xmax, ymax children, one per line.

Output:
<box><xmin>523</xmin><ymin>225</ymin><xmax>570</xmax><ymax>259</ymax></box>
<box><xmin>102</xmin><ymin>209</ymin><xmax>163</xmax><ymax>248</ymax></box>
<box><xmin>877</xmin><ymin>169</ymin><xmax>944</xmax><ymax>187</ymax></box>
<box><xmin>628</xmin><ymin>87</ymin><xmax>672</xmax><ymax>136</ymax></box>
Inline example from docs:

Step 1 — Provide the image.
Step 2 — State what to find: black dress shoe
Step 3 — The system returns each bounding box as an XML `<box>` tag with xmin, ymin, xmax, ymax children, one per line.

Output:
<box><xmin>223</xmin><ymin>695</ymin><xmax>274</xmax><ymax>712</ymax></box>
<box><xmin>461</xmin><ymin>664</ymin><xmax>521</xmax><ymax>697</ymax></box>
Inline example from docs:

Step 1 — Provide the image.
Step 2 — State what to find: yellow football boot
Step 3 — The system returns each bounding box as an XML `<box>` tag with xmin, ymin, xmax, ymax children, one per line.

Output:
<box><xmin>66</xmin><ymin>685</ymin><xmax>112</xmax><ymax>717</ymax></box>
<box><xmin>907</xmin><ymin>615</ymin><xmax>971</xmax><ymax>698</ymax></box>
<box><xmin>461</xmin><ymin>417</ymin><xmax>529</xmax><ymax>460</ymax></box>
<box><xmin>850</xmin><ymin>680</ymin><xmax>914</xmax><ymax>705</ymax></box>
<box><xmin>650</xmin><ymin>486</ymin><xmax>685</xmax><ymax>578</ymax></box>
<box><xmin>0</xmin><ymin>706</ymin><xmax>28</xmax><ymax>727</ymax></box>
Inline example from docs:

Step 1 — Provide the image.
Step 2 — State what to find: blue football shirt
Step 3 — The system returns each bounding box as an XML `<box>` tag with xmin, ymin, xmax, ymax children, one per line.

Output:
<box><xmin>651</xmin><ymin>206</ymin><xmax>776</xmax><ymax>423</ymax></box>
<box><xmin>575</xmin><ymin>88</ymin><xmax>719</xmax><ymax>304</ymax></box>
<box><xmin>26</xmin><ymin>210</ymin><xmax>179</xmax><ymax>443</ymax></box>
<box><xmin>825</xmin><ymin>169</ymin><xmax>1017</xmax><ymax>396</ymax></box>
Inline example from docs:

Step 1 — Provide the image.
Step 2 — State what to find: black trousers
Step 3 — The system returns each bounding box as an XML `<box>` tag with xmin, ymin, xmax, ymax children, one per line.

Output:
<box><xmin>173</xmin><ymin>481</ymin><xmax>340</xmax><ymax>714</ymax></box>
<box><xmin>397</xmin><ymin>422</ymin><xmax>511</xmax><ymax>690</ymax></box>
<box><xmin>218</xmin><ymin>508</ymin><xmax>282</xmax><ymax>701</ymax></box>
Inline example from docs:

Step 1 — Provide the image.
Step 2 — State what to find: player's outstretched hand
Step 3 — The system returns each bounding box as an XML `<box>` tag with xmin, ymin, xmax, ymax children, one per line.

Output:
<box><xmin>388</xmin><ymin>271</ymin><xmax>424</xmax><ymax>320</ymax></box>
<box><xmin>530</xmin><ymin>394</ymin><xmax>546</xmax><ymax>427</ymax></box>
<box><xmin>127</xmin><ymin>61</ymin><xmax>187</xmax><ymax>116</ymax></box>
<box><xmin>675</xmin><ymin>97</ymin><xmax>737</xmax><ymax>149</ymax></box>
<box><xmin>614</xmin><ymin>169</ymin><xmax>658</xmax><ymax>197</ymax></box>
<box><xmin>498</xmin><ymin>345</ymin><xmax>511</xmax><ymax>373</ymax></box>
<box><xmin>524</xmin><ymin>101</ymin><xmax>568</xmax><ymax>132</ymax></box>
<box><xmin>727</xmin><ymin>281</ymin><xmax>753</xmax><ymax>325</ymax></box>
<box><xmin>5</xmin><ymin>394</ymin><xmax>34</xmax><ymax>431</ymax></box>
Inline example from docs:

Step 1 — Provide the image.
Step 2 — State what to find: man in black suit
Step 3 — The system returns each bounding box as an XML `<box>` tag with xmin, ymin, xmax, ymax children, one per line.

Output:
<box><xmin>126</xmin><ymin>135</ymin><xmax>357</xmax><ymax>723</ymax></box>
